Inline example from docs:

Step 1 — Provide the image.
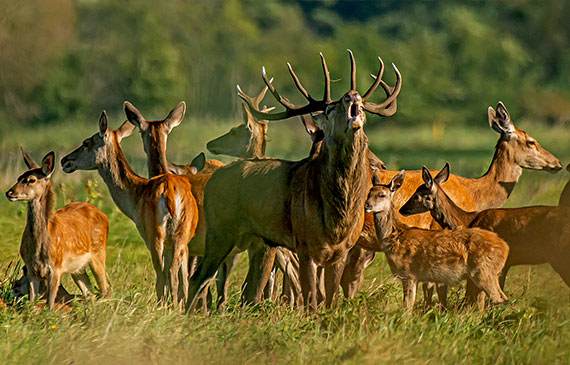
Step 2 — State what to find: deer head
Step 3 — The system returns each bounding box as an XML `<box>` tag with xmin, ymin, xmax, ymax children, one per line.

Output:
<box><xmin>238</xmin><ymin>50</ymin><xmax>402</xmax><ymax>146</ymax></box>
<box><xmin>489</xmin><ymin>102</ymin><xmax>562</xmax><ymax>173</ymax></box>
<box><xmin>399</xmin><ymin>163</ymin><xmax>451</xmax><ymax>216</ymax></box>
<box><xmin>364</xmin><ymin>170</ymin><xmax>405</xmax><ymax>214</ymax></box>
<box><xmin>6</xmin><ymin>150</ymin><xmax>55</xmax><ymax>202</ymax></box>
<box><xmin>61</xmin><ymin>111</ymin><xmax>136</xmax><ymax>173</ymax></box>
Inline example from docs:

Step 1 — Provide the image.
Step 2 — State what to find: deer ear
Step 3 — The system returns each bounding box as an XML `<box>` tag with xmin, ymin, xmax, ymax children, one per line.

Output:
<box><xmin>21</xmin><ymin>147</ymin><xmax>39</xmax><ymax>169</ymax></box>
<box><xmin>190</xmin><ymin>152</ymin><xmax>206</xmax><ymax>172</ymax></box>
<box><xmin>422</xmin><ymin>166</ymin><xmax>433</xmax><ymax>190</ymax></box>
<box><xmin>98</xmin><ymin>111</ymin><xmax>109</xmax><ymax>138</ymax></box>
<box><xmin>434</xmin><ymin>163</ymin><xmax>450</xmax><ymax>185</ymax></box>
<box><xmin>389</xmin><ymin>170</ymin><xmax>405</xmax><ymax>192</ymax></box>
<box><xmin>164</xmin><ymin>101</ymin><xmax>186</xmax><ymax>133</ymax></box>
<box><xmin>124</xmin><ymin>101</ymin><xmax>148</xmax><ymax>131</ymax></box>
<box><xmin>300</xmin><ymin>114</ymin><xmax>322</xmax><ymax>141</ymax></box>
<box><xmin>41</xmin><ymin>151</ymin><xmax>56</xmax><ymax>177</ymax></box>
<box><xmin>489</xmin><ymin>102</ymin><xmax>514</xmax><ymax>135</ymax></box>
<box><xmin>117</xmin><ymin>120</ymin><xmax>136</xmax><ymax>141</ymax></box>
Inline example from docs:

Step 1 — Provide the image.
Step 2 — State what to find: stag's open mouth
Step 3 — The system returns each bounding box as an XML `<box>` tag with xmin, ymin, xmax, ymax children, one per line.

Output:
<box><xmin>347</xmin><ymin>103</ymin><xmax>364</xmax><ymax>129</ymax></box>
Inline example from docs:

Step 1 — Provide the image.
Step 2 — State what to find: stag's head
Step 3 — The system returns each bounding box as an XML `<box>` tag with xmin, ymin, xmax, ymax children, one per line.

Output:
<box><xmin>238</xmin><ymin>50</ymin><xmax>402</xmax><ymax>147</ymax></box>
<box><xmin>6</xmin><ymin>149</ymin><xmax>55</xmax><ymax>202</ymax></box>
<box><xmin>399</xmin><ymin>163</ymin><xmax>450</xmax><ymax>216</ymax></box>
<box><xmin>61</xmin><ymin>111</ymin><xmax>135</xmax><ymax>173</ymax></box>
<box><xmin>489</xmin><ymin>102</ymin><xmax>562</xmax><ymax>173</ymax></box>
<box><xmin>364</xmin><ymin>170</ymin><xmax>405</xmax><ymax>214</ymax></box>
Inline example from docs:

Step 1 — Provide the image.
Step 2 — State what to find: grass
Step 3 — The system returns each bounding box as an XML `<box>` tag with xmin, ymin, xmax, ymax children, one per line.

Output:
<box><xmin>0</xmin><ymin>115</ymin><xmax>569</xmax><ymax>364</ymax></box>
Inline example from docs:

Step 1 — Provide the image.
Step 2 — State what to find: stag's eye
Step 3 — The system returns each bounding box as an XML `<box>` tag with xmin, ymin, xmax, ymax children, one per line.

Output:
<box><xmin>27</xmin><ymin>178</ymin><xmax>36</xmax><ymax>184</ymax></box>
<box><xmin>527</xmin><ymin>139</ymin><xmax>536</xmax><ymax>147</ymax></box>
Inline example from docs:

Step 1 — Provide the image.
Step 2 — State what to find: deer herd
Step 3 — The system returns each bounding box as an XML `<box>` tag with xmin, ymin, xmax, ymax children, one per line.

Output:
<box><xmin>5</xmin><ymin>51</ymin><xmax>570</xmax><ymax>314</ymax></box>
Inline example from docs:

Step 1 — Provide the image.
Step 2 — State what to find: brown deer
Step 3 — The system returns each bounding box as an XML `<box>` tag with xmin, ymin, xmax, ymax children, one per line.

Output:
<box><xmin>12</xmin><ymin>265</ymin><xmax>75</xmax><ymax>304</ymax></box>
<box><xmin>185</xmin><ymin>50</ymin><xmax>402</xmax><ymax>312</ymax></box>
<box><xmin>365</xmin><ymin>171</ymin><xmax>509</xmax><ymax>310</ymax></box>
<box><xmin>400</xmin><ymin>163</ymin><xmax>570</xmax><ymax>306</ymax></box>
<box><xmin>345</xmin><ymin>101</ymin><xmax>562</xmax><ymax>304</ymax></box>
<box><xmin>6</xmin><ymin>150</ymin><xmax>109</xmax><ymax>309</ymax></box>
<box><xmin>559</xmin><ymin>164</ymin><xmax>570</xmax><ymax>207</ymax></box>
<box><xmin>60</xmin><ymin>112</ymin><xmax>199</xmax><ymax>307</ymax></box>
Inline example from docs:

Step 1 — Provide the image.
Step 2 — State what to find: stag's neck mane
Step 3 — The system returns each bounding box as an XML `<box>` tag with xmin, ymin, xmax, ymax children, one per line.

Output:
<box><xmin>248</xmin><ymin>123</ymin><xmax>267</xmax><ymax>159</ymax></box>
<box><xmin>315</xmin><ymin>129</ymin><xmax>370</xmax><ymax>238</ymax></box>
<box><xmin>97</xmin><ymin>133</ymin><xmax>146</xmax><ymax>221</ymax></box>
<box><xmin>471</xmin><ymin>138</ymin><xmax>521</xmax><ymax>207</ymax></box>
<box><xmin>24</xmin><ymin>181</ymin><xmax>55</xmax><ymax>277</ymax></box>
<box><xmin>432</xmin><ymin>184</ymin><xmax>478</xmax><ymax>229</ymax></box>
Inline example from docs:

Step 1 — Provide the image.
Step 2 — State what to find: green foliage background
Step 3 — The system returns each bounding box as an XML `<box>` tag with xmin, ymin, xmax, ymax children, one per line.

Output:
<box><xmin>1</xmin><ymin>0</ymin><xmax>570</xmax><ymax>130</ymax></box>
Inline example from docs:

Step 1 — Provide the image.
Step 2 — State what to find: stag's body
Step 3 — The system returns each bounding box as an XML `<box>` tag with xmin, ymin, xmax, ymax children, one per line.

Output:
<box><xmin>61</xmin><ymin>115</ymin><xmax>199</xmax><ymax>307</ymax></box>
<box><xmin>366</xmin><ymin>171</ymin><xmax>509</xmax><ymax>310</ymax></box>
<box><xmin>400</xmin><ymin>164</ymin><xmax>570</xmax><ymax>305</ymax></box>
<box><xmin>186</xmin><ymin>51</ymin><xmax>401</xmax><ymax>311</ymax></box>
<box><xmin>6</xmin><ymin>151</ymin><xmax>109</xmax><ymax>309</ymax></box>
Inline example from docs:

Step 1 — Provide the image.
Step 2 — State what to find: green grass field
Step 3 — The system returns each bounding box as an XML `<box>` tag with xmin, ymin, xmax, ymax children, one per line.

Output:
<box><xmin>0</xmin><ymin>114</ymin><xmax>569</xmax><ymax>364</ymax></box>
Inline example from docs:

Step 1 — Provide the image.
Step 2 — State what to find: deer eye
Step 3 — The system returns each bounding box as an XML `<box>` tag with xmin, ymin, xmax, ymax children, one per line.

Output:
<box><xmin>325</xmin><ymin>105</ymin><xmax>335</xmax><ymax>115</ymax></box>
<box><xmin>27</xmin><ymin>178</ymin><xmax>37</xmax><ymax>184</ymax></box>
<box><xmin>527</xmin><ymin>139</ymin><xmax>536</xmax><ymax>147</ymax></box>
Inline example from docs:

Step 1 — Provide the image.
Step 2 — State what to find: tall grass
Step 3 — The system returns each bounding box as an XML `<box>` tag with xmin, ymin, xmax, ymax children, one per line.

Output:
<box><xmin>0</xmin><ymin>116</ymin><xmax>569</xmax><ymax>364</ymax></box>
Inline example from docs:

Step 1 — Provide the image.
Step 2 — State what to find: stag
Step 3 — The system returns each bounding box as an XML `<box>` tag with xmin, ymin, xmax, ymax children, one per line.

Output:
<box><xmin>185</xmin><ymin>50</ymin><xmax>402</xmax><ymax>311</ymax></box>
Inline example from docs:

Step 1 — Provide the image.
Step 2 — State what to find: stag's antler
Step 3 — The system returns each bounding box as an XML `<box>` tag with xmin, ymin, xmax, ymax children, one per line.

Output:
<box><xmin>364</xmin><ymin>62</ymin><xmax>402</xmax><ymax>117</ymax></box>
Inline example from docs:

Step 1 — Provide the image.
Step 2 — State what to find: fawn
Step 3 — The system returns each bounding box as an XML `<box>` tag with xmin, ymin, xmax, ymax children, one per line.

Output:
<box><xmin>365</xmin><ymin>170</ymin><xmax>509</xmax><ymax>310</ymax></box>
<box><xmin>6</xmin><ymin>150</ymin><xmax>109</xmax><ymax>309</ymax></box>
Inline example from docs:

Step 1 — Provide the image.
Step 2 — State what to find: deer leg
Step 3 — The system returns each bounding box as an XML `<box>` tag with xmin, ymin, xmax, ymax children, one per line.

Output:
<box><xmin>275</xmin><ymin>248</ymin><xmax>301</xmax><ymax>307</ymax></box>
<box><xmin>436</xmin><ymin>284</ymin><xmax>448</xmax><ymax>309</ymax></box>
<box><xmin>186</xmin><ymin>230</ymin><xmax>236</xmax><ymax>313</ymax></box>
<box><xmin>422</xmin><ymin>282</ymin><xmax>435</xmax><ymax>309</ymax></box>
<box><xmin>499</xmin><ymin>265</ymin><xmax>510</xmax><ymax>290</ymax></box>
<box><xmin>216</xmin><ymin>254</ymin><xmax>240</xmax><ymax>311</ymax></box>
<box><xmin>550</xmin><ymin>261</ymin><xmax>570</xmax><ymax>289</ymax></box>
<box><xmin>47</xmin><ymin>271</ymin><xmax>62</xmax><ymax>309</ymax></box>
<box><xmin>316</xmin><ymin>267</ymin><xmax>326</xmax><ymax>305</ymax></box>
<box><xmin>402</xmin><ymin>278</ymin><xmax>417</xmax><ymax>311</ymax></box>
<box><xmin>324</xmin><ymin>251</ymin><xmax>348</xmax><ymax>308</ymax></box>
<box><xmin>241</xmin><ymin>238</ymin><xmax>276</xmax><ymax>305</ymax></box>
<box><xmin>340</xmin><ymin>246</ymin><xmax>366</xmax><ymax>299</ymax></box>
<box><xmin>298</xmin><ymin>252</ymin><xmax>318</xmax><ymax>312</ymax></box>
<box><xmin>89</xmin><ymin>255</ymin><xmax>109</xmax><ymax>297</ymax></box>
<box><xmin>27</xmin><ymin>272</ymin><xmax>40</xmax><ymax>302</ymax></box>
<box><xmin>263</xmin><ymin>266</ymin><xmax>278</xmax><ymax>300</ymax></box>
<box><xmin>464</xmin><ymin>278</ymin><xmax>485</xmax><ymax>309</ymax></box>
<box><xmin>71</xmin><ymin>271</ymin><xmax>93</xmax><ymax>297</ymax></box>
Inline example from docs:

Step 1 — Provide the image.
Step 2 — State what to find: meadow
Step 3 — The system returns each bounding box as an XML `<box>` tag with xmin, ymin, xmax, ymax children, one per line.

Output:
<box><xmin>0</xmin><ymin>113</ymin><xmax>569</xmax><ymax>364</ymax></box>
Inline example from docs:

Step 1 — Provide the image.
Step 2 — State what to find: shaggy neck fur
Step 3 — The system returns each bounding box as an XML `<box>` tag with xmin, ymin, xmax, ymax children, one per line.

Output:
<box><xmin>247</xmin><ymin>123</ymin><xmax>267</xmax><ymax>159</ymax></box>
<box><xmin>317</xmin><ymin>128</ymin><xmax>370</xmax><ymax>241</ymax></box>
<box><xmin>25</xmin><ymin>182</ymin><xmax>55</xmax><ymax>278</ymax></box>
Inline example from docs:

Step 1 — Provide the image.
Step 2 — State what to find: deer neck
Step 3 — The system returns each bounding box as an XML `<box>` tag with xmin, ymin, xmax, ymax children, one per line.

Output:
<box><xmin>473</xmin><ymin>140</ymin><xmax>521</xmax><ymax>208</ymax></box>
<box><xmin>317</xmin><ymin>130</ymin><xmax>370</xmax><ymax>237</ymax></box>
<box><xmin>24</xmin><ymin>183</ymin><xmax>54</xmax><ymax>277</ymax></box>
<box><xmin>146</xmin><ymin>134</ymin><xmax>169</xmax><ymax>177</ymax></box>
<box><xmin>246</xmin><ymin>124</ymin><xmax>267</xmax><ymax>159</ymax></box>
<box><xmin>432</xmin><ymin>186</ymin><xmax>477</xmax><ymax>229</ymax></box>
<box><xmin>372</xmin><ymin>205</ymin><xmax>406</xmax><ymax>251</ymax></box>
<box><xmin>97</xmin><ymin>135</ymin><xmax>146</xmax><ymax>221</ymax></box>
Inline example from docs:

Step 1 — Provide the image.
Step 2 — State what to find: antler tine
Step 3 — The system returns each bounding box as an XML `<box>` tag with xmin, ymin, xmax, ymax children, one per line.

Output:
<box><xmin>362</xmin><ymin>56</ymin><xmax>385</xmax><ymax>101</ymax></box>
<box><xmin>320</xmin><ymin>52</ymin><xmax>331</xmax><ymax>103</ymax></box>
<box><xmin>363</xmin><ymin>63</ymin><xmax>402</xmax><ymax>117</ymax></box>
<box><xmin>253</xmin><ymin>78</ymin><xmax>273</xmax><ymax>109</ymax></box>
<box><xmin>348</xmin><ymin>49</ymin><xmax>356</xmax><ymax>91</ymax></box>
<box><xmin>287</xmin><ymin>63</ymin><xmax>313</xmax><ymax>102</ymax></box>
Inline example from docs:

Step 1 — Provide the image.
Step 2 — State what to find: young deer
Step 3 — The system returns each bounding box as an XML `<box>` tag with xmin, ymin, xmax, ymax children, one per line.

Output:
<box><xmin>400</xmin><ymin>163</ymin><xmax>570</xmax><ymax>303</ymax></box>
<box><xmin>61</xmin><ymin>112</ymin><xmax>199</xmax><ymax>307</ymax></box>
<box><xmin>346</xmin><ymin>101</ymin><xmax>562</xmax><ymax>305</ymax></box>
<box><xmin>12</xmin><ymin>265</ymin><xmax>75</xmax><ymax>304</ymax></box>
<box><xmin>365</xmin><ymin>171</ymin><xmax>509</xmax><ymax>310</ymax></box>
<box><xmin>6</xmin><ymin>150</ymin><xmax>109</xmax><ymax>309</ymax></box>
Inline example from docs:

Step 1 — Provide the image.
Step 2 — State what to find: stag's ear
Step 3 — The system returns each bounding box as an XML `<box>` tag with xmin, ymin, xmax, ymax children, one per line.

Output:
<box><xmin>300</xmin><ymin>114</ymin><xmax>322</xmax><ymax>142</ymax></box>
<box><xmin>190</xmin><ymin>152</ymin><xmax>206</xmax><ymax>173</ymax></box>
<box><xmin>372</xmin><ymin>171</ymin><xmax>382</xmax><ymax>186</ymax></box>
<box><xmin>41</xmin><ymin>151</ymin><xmax>56</xmax><ymax>177</ymax></box>
<box><xmin>434</xmin><ymin>163</ymin><xmax>450</xmax><ymax>185</ymax></box>
<box><xmin>21</xmin><ymin>147</ymin><xmax>39</xmax><ymax>169</ymax></box>
<box><xmin>98</xmin><ymin>111</ymin><xmax>109</xmax><ymax>138</ymax></box>
<box><xmin>389</xmin><ymin>170</ymin><xmax>405</xmax><ymax>192</ymax></box>
<box><xmin>164</xmin><ymin>101</ymin><xmax>186</xmax><ymax>133</ymax></box>
<box><xmin>117</xmin><ymin>120</ymin><xmax>136</xmax><ymax>141</ymax></box>
<box><xmin>422</xmin><ymin>166</ymin><xmax>434</xmax><ymax>190</ymax></box>
<box><xmin>489</xmin><ymin>101</ymin><xmax>514</xmax><ymax>135</ymax></box>
<box><xmin>124</xmin><ymin>101</ymin><xmax>148</xmax><ymax>131</ymax></box>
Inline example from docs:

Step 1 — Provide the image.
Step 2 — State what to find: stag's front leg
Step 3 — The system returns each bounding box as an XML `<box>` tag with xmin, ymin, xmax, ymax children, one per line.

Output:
<box><xmin>241</xmin><ymin>238</ymin><xmax>276</xmax><ymax>305</ymax></box>
<box><xmin>324</xmin><ymin>251</ymin><xmax>349</xmax><ymax>308</ymax></box>
<box><xmin>402</xmin><ymin>278</ymin><xmax>417</xmax><ymax>311</ymax></box>
<box><xmin>298</xmin><ymin>252</ymin><xmax>318</xmax><ymax>311</ymax></box>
